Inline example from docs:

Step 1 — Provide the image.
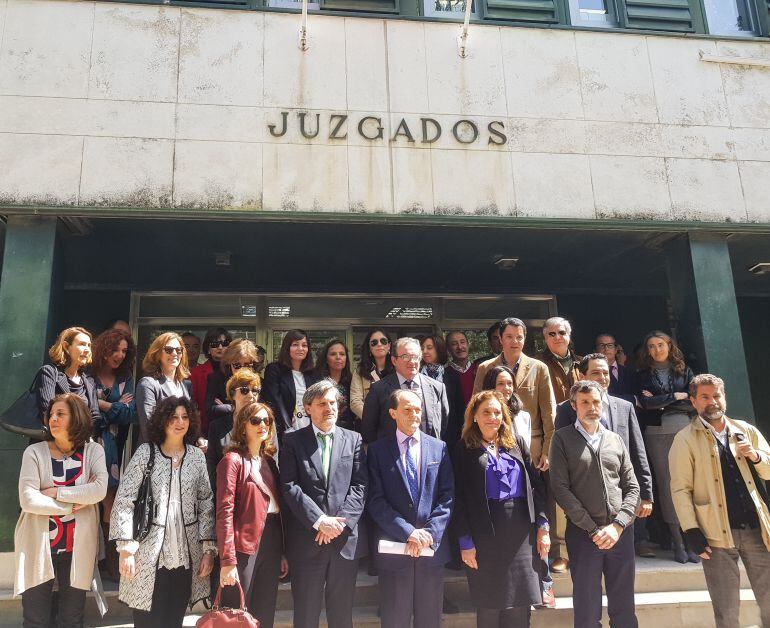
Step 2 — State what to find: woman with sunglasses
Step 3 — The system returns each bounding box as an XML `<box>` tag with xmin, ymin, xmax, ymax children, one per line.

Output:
<box><xmin>207</xmin><ymin>368</ymin><xmax>262</xmax><ymax>498</ymax></box>
<box><xmin>350</xmin><ymin>328</ymin><xmax>393</xmax><ymax>424</ymax></box>
<box><xmin>190</xmin><ymin>328</ymin><xmax>232</xmax><ymax>439</ymax></box>
<box><xmin>206</xmin><ymin>339</ymin><xmax>260</xmax><ymax>429</ymax></box>
<box><xmin>136</xmin><ymin>332</ymin><xmax>192</xmax><ymax>446</ymax></box>
<box><xmin>217</xmin><ymin>402</ymin><xmax>288</xmax><ymax>628</ymax></box>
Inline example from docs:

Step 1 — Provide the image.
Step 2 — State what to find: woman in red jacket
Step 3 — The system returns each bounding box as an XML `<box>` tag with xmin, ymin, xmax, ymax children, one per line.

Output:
<box><xmin>216</xmin><ymin>401</ymin><xmax>287</xmax><ymax>627</ymax></box>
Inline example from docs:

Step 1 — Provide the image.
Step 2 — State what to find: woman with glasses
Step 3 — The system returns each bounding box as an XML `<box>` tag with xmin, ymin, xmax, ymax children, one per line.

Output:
<box><xmin>420</xmin><ymin>334</ymin><xmax>448</xmax><ymax>383</ymax></box>
<box><xmin>217</xmin><ymin>402</ymin><xmax>288</xmax><ymax>628</ymax></box>
<box><xmin>207</xmin><ymin>368</ymin><xmax>262</xmax><ymax>497</ymax></box>
<box><xmin>350</xmin><ymin>328</ymin><xmax>393</xmax><ymax>423</ymax></box>
<box><xmin>191</xmin><ymin>328</ymin><xmax>232</xmax><ymax>439</ymax></box>
<box><xmin>206</xmin><ymin>339</ymin><xmax>260</xmax><ymax>429</ymax></box>
<box><xmin>136</xmin><ymin>332</ymin><xmax>192</xmax><ymax>446</ymax></box>
<box><xmin>314</xmin><ymin>339</ymin><xmax>356</xmax><ymax>431</ymax></box>
<box><xmin>262</xmin><ymin>329</ymin><xmax>319</xmax><ymax>440</ymax></box>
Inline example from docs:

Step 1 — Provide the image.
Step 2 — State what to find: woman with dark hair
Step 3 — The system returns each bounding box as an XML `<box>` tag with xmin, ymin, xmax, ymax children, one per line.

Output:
<box><xmin>135</xmin><ymin>332</ymin><xmax>192</xmax><ymax>446</ymax></box>
<box><xmin>217</xmin><ymin>402</ymin><xmax>288</xmax><ymax>627</ymax></box>
<box><xmin>15</xmin><ymin>393</ymin><xmax>108</xmax><ymax>627</ymax></box>
<box><xmin>635</xmin><ymin>330</ymin><xmax>696</xmax><ymax>564</ymax></box>
<box><xmin>261</xmin><ymin>329</ymin><xmax>319</xmax><ymax>439</ymax></box>
<box><xmin>350</xmin><ymin>328</ymin><xmax>393</xmax><ymax>422</ymax></box>
<box><xmin>314</xmin><ymin>339</ymin><xmax>356</xmax><ymax>431</ymax></box>
<box><xmin>35</xmin><ymin>326</ymin><xmax>101</xmax><ymax>432</ymax></box>
<box><xmin>191</xmin><ymin>328</ymin><xmax>232</xmax><ymax>437</ymax></box>
<box><xmin>206</xmin><ymin>338</ymin><xmax>259</xmax><ymax>429</ymax></box>
<box><xmin>482</xmin><ymin>366</ymin><xmax>531</xmax><ymax>448</ymax></box>
<box><xmin>111</xmin><ymin>396</ymin><xmax>215</xmax><ymax>627</ymax></box>
<box><xmin>420</xmin><ymin>334</ymin><xmax>448</xmax><ymax>383</ymax></box>
<box><xmin>453</xmin><ymin>391</ymin><xmax>549</xmax><ymax>627</ymax></box>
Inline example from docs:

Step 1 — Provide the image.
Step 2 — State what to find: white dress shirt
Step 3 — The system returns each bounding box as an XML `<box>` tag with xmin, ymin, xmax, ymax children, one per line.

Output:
<box><xmin>250</xmin><ymin>456</ymin><xmax>280</xmax><ymax>514</ymax></box>
<box><xmin>574</xmin><ymin>420</ymin><xmax>605</xmax><ymax>453</ymax></box>
<box><xmin>700</xmin><ymin>417</ymin><xmax>729</xmax><ymax>448</ymax></box>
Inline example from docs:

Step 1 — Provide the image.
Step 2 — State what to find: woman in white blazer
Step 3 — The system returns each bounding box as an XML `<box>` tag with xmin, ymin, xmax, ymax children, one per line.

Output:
<box><xmin>15</xmin><ymin>393</ymin><xmax>108</xmax><ymax>628</ymax></box>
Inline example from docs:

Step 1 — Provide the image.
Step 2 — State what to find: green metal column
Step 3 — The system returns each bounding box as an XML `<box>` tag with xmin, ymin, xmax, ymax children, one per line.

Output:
<box><xmin>0</xmin><ymin>215</ymin><xmax>59</xmax><ymax>550</ymax></box>
<box><xmin>665</xmin><ymin>232</ymin><xmax>755</xmax><ymax>422</ymax></box>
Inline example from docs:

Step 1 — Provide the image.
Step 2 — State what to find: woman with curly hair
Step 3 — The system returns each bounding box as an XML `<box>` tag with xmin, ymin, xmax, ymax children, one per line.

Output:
<box><xmin>635</xmin><ymin>330</ymin><xmax>696</xmax><ymax>563</ymax></box>
<box><xmin>216</xmin><ymin>402</ymin><xmax>288</xmax><ymax>627</ymax></box>
<box><xmin>110</xmin><ymin>396</ymin><xmax>215</xmax><ymax>627</ymax></box>
<box><xmin>15</xmin><ymin>393</ymin><xmax>108</xmax><ymax>627</ymax></box>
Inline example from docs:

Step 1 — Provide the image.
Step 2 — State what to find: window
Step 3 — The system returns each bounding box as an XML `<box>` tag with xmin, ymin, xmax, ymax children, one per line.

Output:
<box><xmin>423</xmin><ymin>0</ymin><xmax>479</xmax><ymax>19</ymax></box>
<box><xmin>568</xmin><ymin>0</ymin><xmax>619</xmax><ymax>26</ymax></box>
<box><xmin>268</xmin><ymin>0</ymin><xmax>320</xmax><ymax>7</ymax></box>
<box><xmin>703</xmin><ymin>0</ymin><xmax>759</xmax><ymax>35</ymax></box>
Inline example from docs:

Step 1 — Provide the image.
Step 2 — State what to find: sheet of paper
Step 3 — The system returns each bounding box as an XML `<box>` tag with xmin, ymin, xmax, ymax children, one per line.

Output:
<box><xmin>378</xmin><ymin>539</ymin><xmax>435</xmax><ymax>557</ymax></box>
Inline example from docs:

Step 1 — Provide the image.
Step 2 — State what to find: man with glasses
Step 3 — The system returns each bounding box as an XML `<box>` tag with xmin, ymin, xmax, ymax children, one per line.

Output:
<box><xmin>595</xmin><ymin>333</ymin><xmax>635</xmax><ymax>402</ymax></box>
<box><xmin>362</xmin><ymin>337</ymin><xmax>449</xmax><ymax>444</ymax></box>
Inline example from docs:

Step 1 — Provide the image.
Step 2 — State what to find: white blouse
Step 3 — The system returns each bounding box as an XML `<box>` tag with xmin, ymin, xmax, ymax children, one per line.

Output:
<box><xmin>251</xmin><ymin>457</ymin><xmax>280</xmax><ymax>514</ymax></box>
<box><xmin>159</xmin><ymin>466</ymin><xmax>188</xmax><ymax>570</ymax></box>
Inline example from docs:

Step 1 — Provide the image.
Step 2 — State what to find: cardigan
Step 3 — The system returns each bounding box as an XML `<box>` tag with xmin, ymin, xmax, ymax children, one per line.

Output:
<box><xmin>14</xmin><ymin>441</ymin><xmax>108</xmax><ymax>595</ymax></box>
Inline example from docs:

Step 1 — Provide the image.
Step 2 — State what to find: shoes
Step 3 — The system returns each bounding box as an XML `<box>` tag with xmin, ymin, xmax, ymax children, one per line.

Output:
<box><xmin>686</xmin><ymin>550</ymin><xmax>701</xmax><ymax>563</ymax></box>
<box><xmin>635</xmin><ymin>545</ymin><xmax>656</xmax><ymax>558</ymax></box>
<box><xmin>550</xmin><ymin>557</ymin><xmax>570</xmax><ymax>573</ymax></box>
<box><xmin>541</xmin><ymin>584</ymin><xmax>556</xmax><ymax>609</ymax></box>
<box><xmin>673</xmin><ymin>545</ymin><xmax>688</xmax><ymax>564</ymax></box>
<box><xmin>443</xmin><ymin>596</ymin><xmax>460</xmax><ymax>614</ymax></box>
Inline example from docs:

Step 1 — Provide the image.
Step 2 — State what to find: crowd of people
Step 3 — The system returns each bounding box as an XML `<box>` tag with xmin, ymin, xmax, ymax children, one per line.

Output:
<box><xmin>11</xmin><ymin>316</ymin><xmax>770</xmax><ymax>628</ymax></box>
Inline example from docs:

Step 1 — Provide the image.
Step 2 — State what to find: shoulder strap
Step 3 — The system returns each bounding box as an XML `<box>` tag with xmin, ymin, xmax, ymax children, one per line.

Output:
<box><xmin>148</xmin><ymin>443</ymin><xmax>156</xmax><ymax>470</ymax></box>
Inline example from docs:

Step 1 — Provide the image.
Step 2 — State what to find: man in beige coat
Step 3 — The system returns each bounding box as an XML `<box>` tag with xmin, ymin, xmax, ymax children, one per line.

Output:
<box><xmin>670</xmin><ymin>373</ymin><xmax>770</xmax><ymax>628</ymax></box>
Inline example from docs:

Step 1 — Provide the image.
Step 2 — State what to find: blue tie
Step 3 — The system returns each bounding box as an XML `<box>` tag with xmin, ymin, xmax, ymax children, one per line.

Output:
<box><xmin>405</xmin><ymin>437</ymin><xmax>419</xmax><ymax>505</ymax></box>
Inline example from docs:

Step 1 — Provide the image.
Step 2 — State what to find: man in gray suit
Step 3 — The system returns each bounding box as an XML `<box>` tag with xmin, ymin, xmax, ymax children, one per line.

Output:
<box><xmin>361</xmin><ymin>337</ymin><xmax>450</xmax><ymax>444</ymax></box>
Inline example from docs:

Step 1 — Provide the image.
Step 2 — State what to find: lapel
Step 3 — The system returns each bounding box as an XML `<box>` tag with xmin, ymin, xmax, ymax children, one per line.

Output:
<box><xmin>606</xmin><ymin>397</ymin><xmax>618</xmax><ymax>432</ymax></box>
<box><xmin>515</xmin><ymin>354</ymin><xmax>532</xmax><ymax>388</ymax></box>
<box><xmin>326</xmin><ymin>426</ymin><xmax>345</xmax><ymax>490</ymax></box>
<box><xmin>301</xmin><ymin>425</ymin><xmax>326</xmax><ymax>486</ymax></box>
<box><xmin>415</xmin><ymin>372</ymin><xmax>430</xmax><ymax>417</ymax></box>
<box><xmin>389</xmin><ymin>437</ymin><xmax>413</xmax><ymax>499</ymax></box>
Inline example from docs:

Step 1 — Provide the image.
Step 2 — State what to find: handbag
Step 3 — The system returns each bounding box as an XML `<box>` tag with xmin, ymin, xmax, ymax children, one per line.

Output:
<box><xmin>132</xmin><ymin>444</ymin><xmax>156</xmax><ymax>542</ymax></box>
<box><xmin>0</xmin><ymin>369</ymin><xmax>47</xmax><ymax>440</ymax></box>
<box><xmin>196</xmin><ymin>583</ymin><xmax>259</xmax><ymax>628</ymax></box>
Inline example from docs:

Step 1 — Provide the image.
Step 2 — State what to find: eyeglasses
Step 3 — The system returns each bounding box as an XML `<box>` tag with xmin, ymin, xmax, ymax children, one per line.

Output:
<box><xmin>237</xmin><ymin>387</ymin><xmax>261</xmax><ymax>396</ymax></box>
<box><xmin>209</xmin><ymin>340</ymin><xmax>230</xmax><ymax>349</ymax></box>
<box><xmin>370</xmin><ymin>338</ymin><xmax>390</xmax><ymax>347</ymax></box>
<box><xmin>546</xmin><ymin>330</ymin><xmax>569</xmax><ymax>338</ymax></box>
<box><xmin>249</xmin><ymin>417</ymin><xmax>271</xmax><ymax>426</ymax></box>
<box><xmin>396</xmin><ymin>354</ymin><xmax>420</xmax><ymax>363</ymax></box>
<box><xmin>163</xmin><ymin>346</ymin><xmax>184</xmax><ymax>355</ymax></box>
<box><xmin>232</xmin><ymin>362</ymin><xmax>255</xmax><ymax>371</ymax></box>
<box><xmin>597</xmin><ymin>342</ymin><xmax>616</xmax><ymax>349</ymax></box>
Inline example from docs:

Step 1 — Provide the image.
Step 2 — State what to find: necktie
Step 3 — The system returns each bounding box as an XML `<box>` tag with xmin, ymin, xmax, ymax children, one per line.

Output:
<box><xmin>317</xmin><ymin>433</ymin><xmax>332</xmax><ymax>483</ymax></box>
<box><xmin>403</xmin><ymin>379</ymin><xmax>414</xmax><ymax>390</ymax></box>
<box><xmin>405</xmin><ymin>437</ymin><xmax>419</xmax><ymax>504</ymax></box>
<box><xmin>612</xmin><ymin>364</ymin><xmax>618</xmax><ymax>381</ymax></box>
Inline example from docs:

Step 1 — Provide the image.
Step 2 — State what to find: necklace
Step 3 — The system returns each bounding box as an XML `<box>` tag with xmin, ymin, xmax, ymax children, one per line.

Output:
<box><xmin>53</xmin><ymin>441</ymin><xmax>76</xmax><ymax>458</ymax></box>
<box><xmin>163</xmin><ymin>445</ymin><xmax>185</xmax><ymax>466</ymax></box>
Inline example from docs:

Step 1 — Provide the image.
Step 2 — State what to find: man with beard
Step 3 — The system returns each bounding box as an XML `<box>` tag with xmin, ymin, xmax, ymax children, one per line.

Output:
<box><xmin>670</xmin><ymin>374</ymin><xmax>770</xmax><ymax>628</ymax></box>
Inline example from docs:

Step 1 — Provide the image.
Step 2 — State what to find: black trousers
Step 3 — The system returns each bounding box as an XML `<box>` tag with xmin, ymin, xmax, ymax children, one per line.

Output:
<box><xmin>290</xmin><ymin>548</ymin><xmax>358</xmax><ymax>628</ymax></box>
<box><xmin>22</xmin><ymin>552</ymin><xmax>86</xmax><ymax>628</ymax></box>
<box><xmin>565</xmin><ymin>522</ymin><xmax>638</xmax><ymax>628</ymax></box>
<box><xmin>378</xmin><ymin>559</ymin><xmax>444</xmax><ymax>628</ymax></box>
<box><xmin>133</xmin><ymin>566</ymin><xmax>192</xmax><ymax>628</ymax></box>
<box><xmin>476</xmin><ymin>606</ymin><xmax>531</xmax><ymax>628</ymax></box>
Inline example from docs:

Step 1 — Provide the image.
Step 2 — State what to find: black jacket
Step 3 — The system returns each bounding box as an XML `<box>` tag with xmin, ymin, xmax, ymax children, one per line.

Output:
<box><xmin>442</xmin><ymin>366</ymin><xmax>468</xmax><ymax>451</ymax></box>
<box><xmin>261</xmin><ymin>363</ymin><xmax>320</xmax><ymax>438</ymax></box>
<box><xmin>36</xmin><ymin>364</ymin><xmax>101</xmax><ymax>430</ymax></box>
<box><xmin>634</xmin><ymin>366</ymin><xmax>695</xmax><ymax>427</ymax></box>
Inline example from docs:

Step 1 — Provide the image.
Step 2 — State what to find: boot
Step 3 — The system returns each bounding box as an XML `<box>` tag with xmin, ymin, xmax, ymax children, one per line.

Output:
<box><xmin>101</xmin><ymin>522</ymin><xmax>120</xmax><ymax>582</ymax></box>
<box><xmin>669</xmin><ymin>524</ymin><xmax>688</xmax><ymax>564</ymax></box>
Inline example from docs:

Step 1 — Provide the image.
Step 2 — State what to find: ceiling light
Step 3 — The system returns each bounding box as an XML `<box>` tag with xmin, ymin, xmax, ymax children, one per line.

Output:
<box><xmin>749</xmin><ymin>262</ymin><xmax>770</xmax><ymax>275</ymax></box>
<box><xmin>494</xmin><ymin>257</ymin><xmax>519</xmax><ymax>270</ymax></box>
<box><xmin>268</xmin><ymin>306</ymin><xmax>291</xmax><ymax>318</ymax></box>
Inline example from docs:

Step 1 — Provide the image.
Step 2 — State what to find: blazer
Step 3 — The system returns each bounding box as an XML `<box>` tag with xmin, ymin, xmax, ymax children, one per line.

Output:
<box><xmin>452</xmin><ymin>435</ymin><xmax>546</xmax><ymax>544</ymax></box>
<box><xmin>205</xmin><ymin>369</ymin><xmax>232</xmax><ymax>427</ymax></box>
<box><xmin>361</xmin><ymin>372</ymin><xmax>450</xmax><ymax>444</ymax></box>
<box><xmin>366</xmin><ymin>432</ymin><xmax>454</xmax><ymax>568</ymax></box>
<box><xmin>473</xmin><ymin>354</ymin><xmax>556</xmax><ymax>463</ymax></box>
<box><xmin>536</xmin><ymin>349</ymin><xmax>582</xmax><ymax>404</ymax></box>
<box><xmin>608</xmin><ymin>363</ymin><xmax>635</xmax><ymax>403</ymax></box>
<box><xmin>216</xmin><ymin>452</ymin><xmax>282</xmax><ymax>566</ymax></box>
<box><xmin>350</xmin><ymin>370</ymin><xmax>382</xmax><ymax>420</ymax></box>
<box><xmin>634</xmin><ymin>366</ymin><xmax>695</xmax><ymax>427</ymax></box>
<box><xmin>135</xmin><ymin>375</ymin><xmax>193</xmax><ymax>444</ymax></box>
<box><xmin>35</xmin><ymin>364</ymin><xmax>101</xmax><ymax>429</ymax></box>
<box><xmin>442</xmin><ymin>366</ymin><xmax>469</xmax><ymax>451</ymax></box>
<box><xmin>279</xmin><ymin>424</ymin><xmax>367</xmax><ymax>561</ymax></box>
<box><xmin>262</xmin><ymin>363</ymin><xmax>320</xmax><ymax>438</ymax></box>
<box><xmin>555</xmin><ymin>395</ymin><xmax>653</xmax><ymax>502</ymax></box>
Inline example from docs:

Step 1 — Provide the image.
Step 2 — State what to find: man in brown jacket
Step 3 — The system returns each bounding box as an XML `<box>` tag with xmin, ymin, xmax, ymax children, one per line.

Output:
<box><xmin>537</xmin><ymin>317</ymin><xmax>582</xmax><ymax>404</ymax></box>
<box><xmin>670</xmin><ymin>374</ymin><xmax>770</xmax><ymax>628</ymax></box>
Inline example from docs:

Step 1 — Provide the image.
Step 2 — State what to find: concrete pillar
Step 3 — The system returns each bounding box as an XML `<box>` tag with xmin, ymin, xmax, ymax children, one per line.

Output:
<box><xmin>665</xmin><ymin>232</ymin><xmax>755</xmax><ymax>422</ymax></box>
<box><xmin>0</xmin><ymin>215</ymin><xmax>60</xmax><ymax>550</ymax></box>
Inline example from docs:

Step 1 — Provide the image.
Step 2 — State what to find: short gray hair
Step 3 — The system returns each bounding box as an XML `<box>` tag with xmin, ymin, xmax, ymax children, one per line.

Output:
<box><xmin>302</xmin><ymin>378</ymin><xmax>341</xmax><ymax>407</ymax></box>
<box><xmin>393</xmin><ymin>337</ymin><xmax>420</xmax><ymax>356</ymax></box>
<box><xmin>569</xmin><ymin>380</ymin><xmax>603</xmax><ymax>403</ymax></box>
<box><xmin>543</xmin><ymin>316</ymin><xmax>572</xmax><ymax>336</ymax></box>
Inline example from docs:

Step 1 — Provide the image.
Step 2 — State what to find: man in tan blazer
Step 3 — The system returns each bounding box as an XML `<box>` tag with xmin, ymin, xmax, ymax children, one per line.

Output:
<box><xmin>473</xmin><ymin>317</ymin><xmax>556</xmax><ymax>470</ymax></box>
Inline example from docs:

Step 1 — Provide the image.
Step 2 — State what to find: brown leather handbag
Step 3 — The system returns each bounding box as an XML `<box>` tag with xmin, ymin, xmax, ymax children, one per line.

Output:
<box><xmin>196</xmin><ymin>583</ymin><xmax>259</xmax><ymax>628</ymax></box>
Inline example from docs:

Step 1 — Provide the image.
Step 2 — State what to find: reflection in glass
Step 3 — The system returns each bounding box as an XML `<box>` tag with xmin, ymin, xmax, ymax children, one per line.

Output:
<box><xmin>433</xmin><ymin>0</ymin><xmax>472</xmax><ymax>11</ymax></box>
<box><xmin>704</xmin><ymin>0</ymin><xmax>757</xmax><ymax>35</ymax></box>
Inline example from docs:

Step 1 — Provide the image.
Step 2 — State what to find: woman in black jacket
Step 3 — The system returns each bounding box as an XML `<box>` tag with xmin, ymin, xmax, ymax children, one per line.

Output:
<box><xmin>313</xmin><ymin>338</ymin><xmax>355</xmax><ymax>431</ymax></box>
<box><xmin>634</xmin><ymin>330</ymin><xmax>696</xmax><ymax>563</ymax></box>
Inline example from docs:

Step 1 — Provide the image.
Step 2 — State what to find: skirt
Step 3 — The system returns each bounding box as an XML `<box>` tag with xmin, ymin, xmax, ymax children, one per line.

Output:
<box><xmin>645</xmin><ymin>411</ymin><xmax>691</xmax><ymax>525</ymax></box>
<box><xmin>466</xmin><ymin>498</ymin><xmax>542</xmax><ymax>610</ymax></box>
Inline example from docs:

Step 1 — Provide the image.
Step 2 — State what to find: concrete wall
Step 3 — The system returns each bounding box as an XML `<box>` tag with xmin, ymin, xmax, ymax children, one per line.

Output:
<box><xmin>1</xmin><ymin>0</ymin><xmax>770</xmax><ymax>221</ymax></box>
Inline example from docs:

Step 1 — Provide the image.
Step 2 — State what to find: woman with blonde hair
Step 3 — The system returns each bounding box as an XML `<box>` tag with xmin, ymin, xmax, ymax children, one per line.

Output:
<box><xmin>217</xmin><ymin>402</ymin><xmax>287</xmax><ymax>627</ymax></box>
<box><xmin>453</xmin><ymin>390</ymin><xmax>549</xmax><ymax>627</ymax></box>
<box><xmin>206</xmin><ymin>338</ymin><xmax>260</xmax><ymax>427</ymax></box>
<box><xmin>15</xmin><ymin>393</ymin><xmax>108</xmax><ymax>627</ymax></box>
<box><xmin>135</xmin><ymin>332</ymin><xmax>192</xmax><ymax>445</ymax></box>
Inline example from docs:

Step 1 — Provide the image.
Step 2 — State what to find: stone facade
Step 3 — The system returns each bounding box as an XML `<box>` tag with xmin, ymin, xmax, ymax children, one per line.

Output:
<box><xmin>1</xmin><ymin>0</ymin><xmax>769</xmax><ymax>221</ymax></box>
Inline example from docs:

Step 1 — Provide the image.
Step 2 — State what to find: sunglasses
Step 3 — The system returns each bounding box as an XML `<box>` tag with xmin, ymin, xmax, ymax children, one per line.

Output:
<box><xmin>232</xmin><ymin>362</ymin><xmax>255</xmax><ymax>371</ymax></box>
<box><xmin>237</xmin><ymin>386</ymin><xmax>261</xmax><ymax>396</ymax></box>
<box><xmin>209</xmin><ymin>340</ymin><xmax>230</xmax><ymax>349</ymax></box>
<box><xmin>546</xmin><ymin>330</ymin><xmax>569</xmax><ymax>338</ymax></box>
<box><xmin>163</xmin><ymin>346</ymin><xmax>184</xmax><ymax>355</ymax></box>
<box><xmin>370</xmin><ymin>338</ymin><xmax>390</xmax><ymax>347</ymax></box>
<box><xmin>249</xmin><ymin>417</ymin><xmax>271</xmax><ymax>426</ymax></box>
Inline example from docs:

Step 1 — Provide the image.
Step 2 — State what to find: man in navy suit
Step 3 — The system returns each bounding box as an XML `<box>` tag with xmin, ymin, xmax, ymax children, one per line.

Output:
<box><xmin>367</xmin><ymin>389</ymin><xmax>454</xmax><ymax>628</ymax></box>
<box><xmin>361</xmin><ymin>337</ymin><xmax>450</xmax><ymax>444</ymax></box>
<box><xmin>595</xmin><ymin>333</ymin><xmax>635</xmax><ymax>403</ymax></box>
<box><xmin>279</xmin><ymin>379</ymin><xmax>367</xmax><ymax>628</ymax></box>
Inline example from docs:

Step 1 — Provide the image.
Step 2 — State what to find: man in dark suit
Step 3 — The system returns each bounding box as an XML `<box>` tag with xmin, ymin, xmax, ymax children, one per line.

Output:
<box><xmin>555</xmin><ymin>353</ymin><xmax>655</xmax><ymax>556</ymax></box>
<box><xmin>595</xmin><ymin>333</ymin><xmax>635</xmax><ymax>403</ymax></box>
<box><xmin>367</xmin><ymin>389</ymin><xmax>454</xmax><ymax>628</ymax></box>
<box><xmin>361</xmin><ymin>337</ymin><xmax>450</xmax><ymax>444</ymax></box>
<box><xmin>279</xmin><ymin>379</ymin><xmax>368</xmax><ymax>628</ymax></box>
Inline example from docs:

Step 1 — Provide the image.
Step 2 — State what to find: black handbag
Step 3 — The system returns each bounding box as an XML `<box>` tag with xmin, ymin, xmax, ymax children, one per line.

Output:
<box><xmin>133</xmin><ymin>444</ymin><xmax>156</xmax><ymax>542</ymax></box>
<box><xmin>0</xmin><ymin>370</ymin><xmax>47</xmax><ymax>440</ymax></box>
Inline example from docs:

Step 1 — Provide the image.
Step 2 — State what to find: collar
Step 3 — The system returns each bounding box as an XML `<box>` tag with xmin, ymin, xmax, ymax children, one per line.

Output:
<box><xmin>448</xmin><ymin>360</ymin><xmax>472</xmax><ymax>373</ymax></box>
<box><xmin>396</xmin><ymin>428</ymin><xmax>420</xmax><ymax>446</ymax></box>
<box><xmin>396</xmin><ymin>372</ymin><xmax>419</xmax><ymax>387</ymax></box>
<box><xmin>699</xmin><ymin>416</ymin><xmax>728</xmax><ymax>440</ymax></box>
<box><xmin>501</xmin><ymin>353</ymin><xmax>523</xmax><ymax>369</ymax></box>
<box><xmin>574</xmin><ymin>419</ymin><xmax>604</xmax><ymax>440</ymax></box>
<box><xmin>311</xmin><ymin>423</ymin><xmax>336</xmax><ymax>438</ymax></box>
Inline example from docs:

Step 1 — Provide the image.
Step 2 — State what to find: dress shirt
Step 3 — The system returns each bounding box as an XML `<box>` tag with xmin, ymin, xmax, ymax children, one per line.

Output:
<box><xmin>311</xmin><ymin>423</ymin><xmax>337</xmax><ymax>530</ymax></box>
<box><xmin>397</xmin><ymin>372</ymin><xmax>423</xmax><ymax>398</ymax></box>
<box><xmin>251</xmin><ymin>456</ymin><xmax>280</xmax><ymax>514</ymax></box>
<box><xmin>396</xmin><ymin>428</ymin><xmax>421</xmax><ymax>478</ymax></box>
<box><xmin>574</xmin><ymin>420</ymin><xmax>605</xmax><ymax>453</ymax></box>
<box><xmin>700</xmin><ymin>417</ymin><xmax>729</xmax><ymax>448</ymax></box>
